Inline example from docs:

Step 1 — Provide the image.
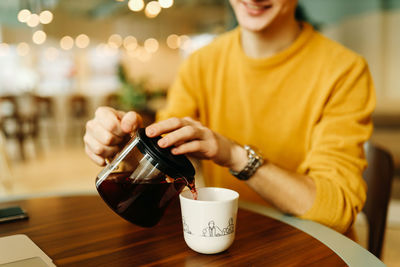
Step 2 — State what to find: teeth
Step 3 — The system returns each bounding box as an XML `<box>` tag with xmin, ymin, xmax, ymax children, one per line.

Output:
<box><xmin>246</xmin><ymin>3</ymin><xmax>265</xmax><ymax>10</ymax></box>
<box><xmin>248</xmin><ymin>4</ymin><xmax>262</xmax><ymax>10</ymax></box>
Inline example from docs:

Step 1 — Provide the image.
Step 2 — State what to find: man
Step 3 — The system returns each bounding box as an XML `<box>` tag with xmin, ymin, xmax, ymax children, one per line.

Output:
<box><xmin>84</xmin><ymin>0</ymin><xmax>375</xmax><ymax>233</ymax></box>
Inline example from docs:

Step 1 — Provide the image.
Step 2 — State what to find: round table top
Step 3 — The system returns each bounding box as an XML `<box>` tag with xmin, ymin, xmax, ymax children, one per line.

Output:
<box><xmin>0</xmin><ymin>194</ymin><xmax>383</xmax><ymax>266</ymax></box>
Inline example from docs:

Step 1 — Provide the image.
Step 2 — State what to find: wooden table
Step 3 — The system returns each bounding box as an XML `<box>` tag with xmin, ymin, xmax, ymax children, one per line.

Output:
<box><xmin>0</xmin><ymin>195</ymin><xmax>383</xmax><ymax>266</ymax></box>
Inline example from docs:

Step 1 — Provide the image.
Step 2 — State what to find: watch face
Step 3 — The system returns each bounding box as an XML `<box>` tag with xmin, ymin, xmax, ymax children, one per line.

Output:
<box><xmin>246</xmin><ymin>145</ymin><xmax>263</xmax><ymax>159</ymax></box>
<box><xmin>230</xmin><ymin>145</ymin><xmax>264</xmax><ymax>180</ymax></box>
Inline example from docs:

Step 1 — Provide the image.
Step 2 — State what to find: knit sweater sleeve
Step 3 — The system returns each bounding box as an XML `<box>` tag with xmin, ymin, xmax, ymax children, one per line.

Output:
<box><xmin>297</xmin><ymin>57</ymin><xmax>376</xmax><ymax>233</ymax></box>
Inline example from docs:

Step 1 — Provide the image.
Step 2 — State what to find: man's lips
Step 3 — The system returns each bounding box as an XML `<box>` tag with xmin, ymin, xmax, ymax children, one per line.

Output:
<box><xmin>240</xmin><ymin>1</ymin><xmax>272</xmax><ymax>16</ymax></box>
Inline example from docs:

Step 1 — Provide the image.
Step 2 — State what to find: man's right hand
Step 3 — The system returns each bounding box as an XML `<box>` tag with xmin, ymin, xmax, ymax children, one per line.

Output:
<box><xmin>84</xmin><ymin>106</ymin><xmax>143</xmax><ymax>166</ymax></box>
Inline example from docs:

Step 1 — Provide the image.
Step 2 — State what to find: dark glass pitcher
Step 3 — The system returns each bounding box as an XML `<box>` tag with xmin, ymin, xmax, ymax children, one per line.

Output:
<box><xmin>96</xmin><ymin>128</ymin><xmax>195</xmax><ymax>227</ymax></box>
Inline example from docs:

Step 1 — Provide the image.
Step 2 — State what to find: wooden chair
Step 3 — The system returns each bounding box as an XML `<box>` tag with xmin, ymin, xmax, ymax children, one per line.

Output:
<box><xmin>362</xmin><ymin>142</ymin><xmax>394</xmax><ymax>259</ymax></box>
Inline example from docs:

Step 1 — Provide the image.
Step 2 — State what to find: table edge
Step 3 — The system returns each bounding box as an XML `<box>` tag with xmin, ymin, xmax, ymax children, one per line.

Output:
<box><xmin>239</xmin><ymin>201</ymin><xmax>386</xmax><ymax>267</ymax></box>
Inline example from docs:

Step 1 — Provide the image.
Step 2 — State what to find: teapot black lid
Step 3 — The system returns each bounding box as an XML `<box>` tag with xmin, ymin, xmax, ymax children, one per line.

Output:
<box><xmin>136</xmin><ymin>128</ymin><xmax>195</xmax><ymax>181</ymax></box>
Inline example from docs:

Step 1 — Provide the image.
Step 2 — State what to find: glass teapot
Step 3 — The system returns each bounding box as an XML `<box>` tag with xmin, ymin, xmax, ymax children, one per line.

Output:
<box><xmin>96</xmin><ymin>128</ymin><xmax>195</xmax><ymax>227</ymax></box>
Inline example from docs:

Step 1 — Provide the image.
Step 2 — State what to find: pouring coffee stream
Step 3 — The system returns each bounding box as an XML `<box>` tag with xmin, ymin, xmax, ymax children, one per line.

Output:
<box><xmin>96</xmin><ymin>128</ymin><xmax>197</xmax><ymax>227</ymax></box>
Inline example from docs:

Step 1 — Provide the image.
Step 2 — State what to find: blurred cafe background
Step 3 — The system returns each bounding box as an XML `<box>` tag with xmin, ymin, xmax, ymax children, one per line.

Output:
<box><xmin>0</xmin><ymin>0</ymin><xmax>399</xmax><ymax>266</ymax></box>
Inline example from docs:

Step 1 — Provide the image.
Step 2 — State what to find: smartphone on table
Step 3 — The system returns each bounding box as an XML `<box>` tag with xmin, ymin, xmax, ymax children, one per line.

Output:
<box><xmin>0</xmin><ymin>206</ymin><xmax>29</xmax><ymax>223</ymax></box>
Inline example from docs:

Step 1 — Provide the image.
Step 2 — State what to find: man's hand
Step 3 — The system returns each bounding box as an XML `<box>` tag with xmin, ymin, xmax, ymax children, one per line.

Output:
<box><xmin>84</xmin><ymin>106</ymin><xmax>143</xmax><ymax>166</ymax></box>
<box><xmin>145</xmin><ymin>117</ymin><xmax>248</xmax><ymax>171</ymax></box>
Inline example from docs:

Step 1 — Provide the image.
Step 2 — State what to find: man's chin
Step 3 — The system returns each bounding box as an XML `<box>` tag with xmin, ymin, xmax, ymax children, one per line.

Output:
<box><xmin>239</xmin><ymin>20</ymin><xmax>272</xmax><ymax>33</ymax></box>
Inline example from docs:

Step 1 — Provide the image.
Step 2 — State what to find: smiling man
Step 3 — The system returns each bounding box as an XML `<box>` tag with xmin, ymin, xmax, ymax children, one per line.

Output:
<box><xmin>84</xmin><ymin>0</ymin><xmax>375</xmax><ymax>234</ymax></box>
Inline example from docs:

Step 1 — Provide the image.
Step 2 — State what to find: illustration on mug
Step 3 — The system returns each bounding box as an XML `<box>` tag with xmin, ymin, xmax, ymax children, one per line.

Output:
<box><xmin>201</xmin><ymin>218</ymin><xmax>235</xmax><ymax>237</ymax></box>
<box><xmin>182</xmin><ymin>216</ymin><xmax>193</xmax><ymax>235</ymax></box>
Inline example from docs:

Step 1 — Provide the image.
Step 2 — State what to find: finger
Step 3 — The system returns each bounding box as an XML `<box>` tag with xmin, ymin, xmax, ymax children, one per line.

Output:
<box><xmin>84</xmin><ymin>133</ymin><xmax>120</xmax><ymax>158</ymax></box>
<box><xmin>85</xmin><ymin>144</ymin><xmax>106</xmax><ymax>166</ymax></box>
<box><xmin>94</xmin><ymin>107</ymin><xmax>126</xmax><ymax>137</ymax></box>
<box><xmin>86</xmin><ymin>120</ymin><xmax>124</xmax><ymax>146</ymax></box>
<box><xmin>146</xmin><ymin>117</ymin><xmax>189</xmax><ymax>137</ymax></box>
<box><xmin>171</xmin><ymin>140</ymin><xmax>204</xmax><ymax>155</ymax></box>
<box><xmin>121</xmin><ymin>111</ymin><xmax>143</xmax><ymax>134</ymax></box>
<box><xmin>158</xmin><ymin>125</ymin><xmax>201</xmax><ymax>148</ymax></box>
<box><xmin>116</xmin><ymin>110</ymin><xmax>126</xmax><ymax>120</ymax></box>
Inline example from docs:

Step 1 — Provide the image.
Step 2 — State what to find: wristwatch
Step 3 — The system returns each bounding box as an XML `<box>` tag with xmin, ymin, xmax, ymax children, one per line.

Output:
<box><xmin>229</xmin><ymin>145</ymin><xmax>264</xmax><ymax>181</ymax></box>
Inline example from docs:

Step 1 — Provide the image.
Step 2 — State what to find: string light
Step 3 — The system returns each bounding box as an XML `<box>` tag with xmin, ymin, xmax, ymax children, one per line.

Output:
<box><xmin>32</xmin><ymin>30</ymin><xmax>47</xmax><ymax>44</ymax></box>
<box><xmin>128</xmin><ymin>0</ymin><xmax>144</xmax><ymax>12</ymax></box>
<box><xmin>60</xmin><ymin>36</ymin><xmax>74</xmax><ymax>50</ymax></box>
<box><xmin>75</xmin><ymin>34</ymin><xmax>90</xmax><ymax>48</ymax></box>
<box><xmin>145</xmin><ymin>1</ymin><xmax>161</xmax><ymax>18</ymax></box>
<box><xmin>144</xmin><ymin>38</ymin><xmax>159</xmax><ymax>53</ymax></box>
<box><xmin>16</xmin><ymin>42</ymin><xmax>30</xmax><ymax>56</ymax></box>
<box><xmin>159</xmin><ymin>0</ymin><xmax>173</xmax><ymax>8</ymax></box>
<box><xmin>17</xmin><ymin>9</ymin><xmax>31</xmax><ymax>23</ymax></box>
<box><xmin>27</xmin><ymin>13</ymin><xmax>40</xmax><ymax>27</ymax></box>
<box><xmin>39</xmin><ymin>10</ymin><xmax>53</xmax><ymax>24</ymax></box>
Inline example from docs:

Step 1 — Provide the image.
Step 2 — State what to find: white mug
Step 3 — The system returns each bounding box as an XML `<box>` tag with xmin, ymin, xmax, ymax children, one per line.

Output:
<box><xmin>179</xmin><ymin>187</ymin><xmax>239</xmax><ymax>254</ymax></box>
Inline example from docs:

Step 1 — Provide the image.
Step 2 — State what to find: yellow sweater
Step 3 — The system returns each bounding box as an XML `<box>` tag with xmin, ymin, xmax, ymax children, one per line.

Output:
<box><xmin>157</xmin><ymin>23</ymin><xmax>376</xmax><ymax>233</ymax></box>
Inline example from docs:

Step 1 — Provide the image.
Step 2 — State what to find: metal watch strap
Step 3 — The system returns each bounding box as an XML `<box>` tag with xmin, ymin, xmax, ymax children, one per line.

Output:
<box><xmin>229</xmin><ymin>145</ymin><xmax>264</xmax><ymax>181</ymax></box>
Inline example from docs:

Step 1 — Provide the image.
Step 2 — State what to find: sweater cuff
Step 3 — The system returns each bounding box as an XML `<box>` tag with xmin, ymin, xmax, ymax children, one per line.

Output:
<box><xmin>299</xmin><ymin>175</ymin><xmax>348</xmax><ymax>233</ymax></box>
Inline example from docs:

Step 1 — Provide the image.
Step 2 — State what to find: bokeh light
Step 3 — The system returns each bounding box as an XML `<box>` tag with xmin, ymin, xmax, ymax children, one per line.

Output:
<box><xmin>136</xmin><ymin>47</ymin><xmax>151</xmax><ymax>62</ymax></box>
<box><xmin>0</xmin><ymin>43</ymin><xmax>10</xmax><ymax>56</ymax></box>
<box><xmin>145</xmin><ymin>1</ymin><xmax>161</xmax><ymax>18</ymax></box>
<box><xmin>60</xmin><ymin>36</ymin><xmax>74</xmax><ymax>50</ymax></box>
<box><xmin>123</xmin><ymin>36</ymin><xmax>138</xmax><ymax>51</ymax></box>
<box><xmin>144</xmin><ymin>38</ymin><xmax>159</xmax><ymax>53</ymax></box>
<box><xmin>179</xmin><ymin>35</ymin><xmax>191</xmax><ymax>50</ymax></box>
<box><xmin>159</xmin><ymin>0</ymin><xmax>173</xmax><ymax>9</ymax></box>
<box><xmin>166</xmin><ymin>34</ymin><xmax>180</xmax><ymax>49</ymax></box>
<box><xmin>32</xmin><ymin>30</ymin><xmax>47</xmax><ymax>45</ymax></box>
<box><xmin>44</xmin><ymin>47</ymin><xmax>59</xmax><ymax>61</ymax></box>
<box><xmin>27</xmin><ymin>14</ymin><xmax>40</xmax><ymax>27</ymax></box>
<box><xmin>39</xmin><ymin>10</ymin><xmax>53</xmax><ymax>24</ymax></box>
<box><xmin>108</xmin><ymin>34</ymin><xmax>123</xmax><ymax>49</ymax></box>
<box><xmin>17</xmin><ymin>9</ymin><xmax>31</xmax><ymax>23</ymax></box>
<box><xmin>16</xmin><ymin>42</ymin><xmax>30</xmax><ymax>56</ymax></box>
<box><xmin>75</xmin><ymin>34</ymin><xmax>90</xmax><ymax>48</ymax></box>
<box><xmin>128</xmin><ymin>0</ymin><xmax>145</xmax><ymax>12</ymax></box>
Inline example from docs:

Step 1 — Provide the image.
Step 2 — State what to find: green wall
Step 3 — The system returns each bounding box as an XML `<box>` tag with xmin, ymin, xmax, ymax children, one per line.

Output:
<box><xmin>299</xmin><ymin>0</ymin><xmax>400</xmax><ymax>25</ymax></box>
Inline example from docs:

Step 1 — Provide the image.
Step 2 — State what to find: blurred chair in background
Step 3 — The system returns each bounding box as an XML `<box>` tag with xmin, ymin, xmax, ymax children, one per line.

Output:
<box><xmin>0</xmin><ymin>131</ymin><xmax>13</xmax><ymax>194</ymax></box>
<box><xmin>363</xmin><ymin>142</ymin><xmax>394</xmax><ymax>259</ymax></box>
<box><xmin>33</xmin><ymin>95</ymin><xmax>56</xmax><ymax>151</ymax></box>
<box><xmin>0</xmin><ymin>95</ymin><xmax>39</xmax><ymax>161</ymax></box>
<box><xmin>68</xmin><ymin>94</ymin><xmax>89</xmax><ymax>145</ymax></box>
<box><xmin>104</xmin><ymin>93</ymin><xmax>121</xmax><ymax>110</ymax></box>
<box><xmin>34</xmin><ymin>95</ymin><xmax>54</xmax><ymax>119</ymax></box>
